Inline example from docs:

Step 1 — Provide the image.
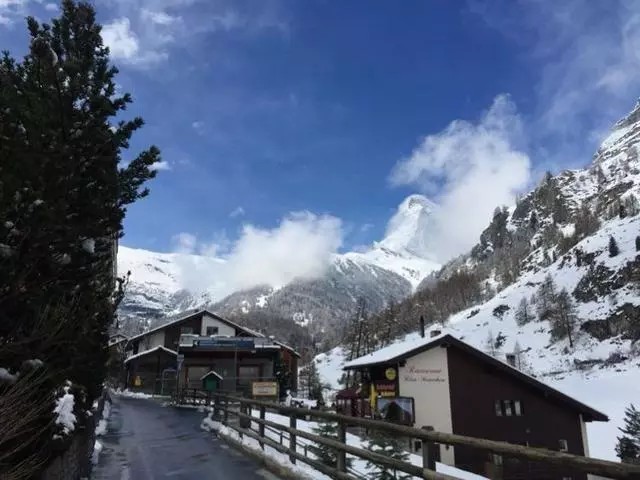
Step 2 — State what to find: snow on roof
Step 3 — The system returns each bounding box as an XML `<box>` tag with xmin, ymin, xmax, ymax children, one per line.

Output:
<box><xmin>200</xmin><ymin>370</ymin><xmax>223</xmax><ymax>380</ymax></box>
<box><xmin>124</xmin><ymin>345</ymin><xmax>177</xmax><ymax>364</ymax></box>
<box><xmin>127</xmin><ymin>309</ymin><xmax>265</xmax><ymax>343</ymax></box>
<box><xmin>343</xmin><ymin>331</ymin><xmax>447</xmax><ymax>369</ymax></box>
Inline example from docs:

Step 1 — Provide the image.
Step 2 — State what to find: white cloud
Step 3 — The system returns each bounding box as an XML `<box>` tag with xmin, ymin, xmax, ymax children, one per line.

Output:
<box><xmin>97</xmin><ymin>0</ymin><xmax>288</xmax><ymax>68</ymax></box>
<box><xmin>44</xmin><ymin>3</ymin><xmax>57</xmax><ymax>12</ymax></box>
<box><xmin>171</xmin><ymin>232</ymin><xmax>197</xmax><ymax>254</ymax></box>
<box><xmin>390</xmin><ymin>94</ymin><xmax>531</xmax><ymax>261</ymax></box>
<box><xmin>172</xmin><ymin>211</ymin><xmax>343</xmax><ymax>298</ymax></box>
<box><xmin>101</xmin><ymin>18</ymin><xmax>140</xmax><ymax>61</ymax></box>
<box><xmin>150</xmin><ymin>160</ymin><xmax>171</xmax><ymax>171</ymax></box>
<box><xmin>141</xmin><ymin>9</ymin><xmax>180</xmax><ymax>26</ymax></box>
<box><xmin>469</xmin><ymin>0</ymin><xmax>640</xmax><ymax>165</ymax></box>
<box><xmin>229</xmin><ymin>206</ymin><xmax>245</xmax><ymax>218</ymax></box>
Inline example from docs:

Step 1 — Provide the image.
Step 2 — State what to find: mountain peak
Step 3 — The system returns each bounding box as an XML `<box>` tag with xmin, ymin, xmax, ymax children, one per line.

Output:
<box><xmin>378</xmin><ymin>194</ymin><xmax>437</xmax><ymax>260</ymax></box>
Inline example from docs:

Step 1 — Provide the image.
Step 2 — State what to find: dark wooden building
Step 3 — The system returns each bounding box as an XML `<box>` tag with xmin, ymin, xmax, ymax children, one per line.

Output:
<box><xmin>124</xmin><ymin>309</ymin><xmax>299</xmax><ymax>396</ymax></box>
<box><xmin>343</xmin><ymin>333</ymin><xmax>608</xmax><ymax>480</ymax></box>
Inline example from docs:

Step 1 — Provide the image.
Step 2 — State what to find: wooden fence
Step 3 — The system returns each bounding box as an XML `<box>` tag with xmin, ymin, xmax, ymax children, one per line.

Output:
<box><xmin>205</xmin><ymin>393</ymin><xmax>640</xmax><ymax>480</ymax></box>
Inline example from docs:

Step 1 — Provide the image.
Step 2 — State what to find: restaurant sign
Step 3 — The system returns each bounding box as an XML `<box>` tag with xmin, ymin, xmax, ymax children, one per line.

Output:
<box><xmin>374</xmin><ymin>380</ymin><xmax>397</xmax><ymax>398</ymax></box>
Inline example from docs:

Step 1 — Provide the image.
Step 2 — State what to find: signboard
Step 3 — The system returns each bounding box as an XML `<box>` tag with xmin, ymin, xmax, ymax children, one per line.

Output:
<box><xmin>194</xmin><ymin>338</ymin><xmax>255</xmax><ymax>349</ymax></box>
<box><xmin>374</xmin><ymin>380</ymin><xmax>397</xmax><ymax>398</ymax></box>
<box><xmin>252</xmin><ymin>381</ymin><xmax>278</xmax><ymax>397</ymax></box>
<box><xmin>376</xmin><ymin>396</ymin><xmax>415</xmax><ymax>425</ymax></box>
<box><xmin>385</xmin><ymin>367</ymin><xmax>397</xmax><ymax>381</ymax></box>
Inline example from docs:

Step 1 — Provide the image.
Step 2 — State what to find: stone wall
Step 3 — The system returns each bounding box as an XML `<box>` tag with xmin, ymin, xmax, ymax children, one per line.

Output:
<box><xmin>39</xmin><ymin>392</ymin><xmax>108</xmax><ymax>480</ymax></box>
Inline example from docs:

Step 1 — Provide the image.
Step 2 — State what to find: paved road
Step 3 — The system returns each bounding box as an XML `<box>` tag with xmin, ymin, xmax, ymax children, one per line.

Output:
<box><xmin>91</xmin><ymin>395</ymin><xmax>280</xmax><ymax>480</ymax></box>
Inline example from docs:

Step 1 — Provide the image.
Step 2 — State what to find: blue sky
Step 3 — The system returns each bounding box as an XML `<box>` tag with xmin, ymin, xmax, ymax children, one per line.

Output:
<box><xmin>2</xmin><ymin>0</ymin><xmax>639</xmax><ymax>262</ymax></box>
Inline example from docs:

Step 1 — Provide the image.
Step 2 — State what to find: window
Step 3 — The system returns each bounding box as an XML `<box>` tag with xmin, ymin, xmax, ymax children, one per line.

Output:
<box><xmin>206</xmin><ymin>326</ymin><xmax>219</xmax><ymax>336</ymax></box>
<box><xmin>504</xmin><ymin>400</ymin><xmax>513</xmax><ymax>416</ymax></box>
<box><xmin>495</xmin><ymin>400</ymin><xmax>523</xmax><ymax>416</ymax></box>
<box><xmin>489</xmin><ymin>453</ymin><xmax>503</xmax><ymax>466</ymax></box>
<box><xmin>180</xmin><ymin>326</ymin><xmax>193</xmax><ymax>334</ymax></box>
<box><xmin>559</xmin><ymin>439</ymin><xmax>569</xmax><ymax>452</ymax></box>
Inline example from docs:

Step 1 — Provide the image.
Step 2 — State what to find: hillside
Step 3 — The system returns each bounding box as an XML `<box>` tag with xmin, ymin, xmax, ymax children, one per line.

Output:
<box><xmin>314</xmin><ymin>101</ymin><xmax>640</xmax><ymax>462</ymax></box>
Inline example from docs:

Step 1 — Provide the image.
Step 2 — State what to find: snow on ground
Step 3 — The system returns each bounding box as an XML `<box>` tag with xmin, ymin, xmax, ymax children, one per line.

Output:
<box><xmin>112</xmin><ymin>388</ymin><xmax>155</xmax><ymax>399</ymax></box>
<box><xmin>239</xmin><ymin>408</ymin><xmax>486</xmax><ymax>479</ymax></box>
<box><xmin>95</xmin><ymin>400</ymin><xmax>112</xmax><ymax>436</ymax></box>
<box><xmin>201</xmin><ymin>415</ymin><xmax>330</xmax><ymax>480</ymax></box>
<box><xmin>91</xmin><ymin>440</ymin><xmax>103</xmax><ymax>465</ymax></box>
<box><xmin>314</xmin><ymin>345</ymin><xmax>347</xmax><ymax>399</ymax></box>
<box><xmin>53</xmin><ymin>382</ymin><xmax>76</xmax><ymax>437</ymax></box>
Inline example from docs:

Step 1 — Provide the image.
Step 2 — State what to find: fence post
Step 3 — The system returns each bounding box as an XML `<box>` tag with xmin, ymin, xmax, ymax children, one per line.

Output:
<box><xmin>239</xmin><ymin>400</ymin><xmax>244</xmax><ymax>440</ymax></box>
<box><xmin>422</xmin><ymin>426</ymin><xmax>436</xmax><ymax>471</ymax></box>
<box><xmin>223</xmin><ymin>396</ymin><xmax>229</xmax><ymax>425</ymax></box>
<box><xmin>213</xmin><ymin>394</ymin><xmax>219</xmax><ymax>419</ymax></box>
<box><xmin>289</xmin><ymin>414</ymin><xmax>297</xmax><ymax>464</ymax></box>
<box><xmin>337</xmin><ymin>420</ymin><xmax>347</xmax><ymax>473</ymax></box>
<box><xmin>259</xmin><ymin>406</ymin><xmax>266</xmax><ymax>450</ymax></box>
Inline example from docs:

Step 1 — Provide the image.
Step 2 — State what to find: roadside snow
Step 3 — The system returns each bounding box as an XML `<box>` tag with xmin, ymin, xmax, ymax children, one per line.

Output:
<box><xmin>112</xmin><ymin>388</ymin><xmax>154</xmax><ymax>399</ymax></box>
<box><xmin>95</xmin><ymin>400</ymin><xmax>111</xmax><ymax>436</ymax></box>
<box><xmin>91</xmin><ymin>440</ymin><xmax>103</xmax><ymax>465</ymax></box>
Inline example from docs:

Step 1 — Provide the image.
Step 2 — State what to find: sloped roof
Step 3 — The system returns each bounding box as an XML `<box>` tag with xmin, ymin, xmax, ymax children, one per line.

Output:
<box><xmin>200</xmin><ymin>370</ymin><xmax>223</xmax><ymax>380</ymax></box>
<box><xmin>124</xmin><ymin>345</ymin><xmax>177</xmax><ymax>364</ymax></box>
<box><xmin>344</xmin><ymin>334</ymin><xmax>608</xmax><ymax>422</ymax></box>
<box><xmin>127</xmin><ymin>309</ymin><xmax>265</xmax><ymax>343</ymax></box>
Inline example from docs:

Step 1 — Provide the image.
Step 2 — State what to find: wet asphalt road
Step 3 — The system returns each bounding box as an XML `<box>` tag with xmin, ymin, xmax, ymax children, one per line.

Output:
<box><xmin>91</xmin><ymin>395</ymin><xmax>280</xmax><ymax>480</ymax></box>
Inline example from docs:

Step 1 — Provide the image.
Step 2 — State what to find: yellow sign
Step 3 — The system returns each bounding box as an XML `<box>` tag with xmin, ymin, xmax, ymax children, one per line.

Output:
<box><xmin>134</xmin><ymin>375</ymin><xmax>142</xmax><ymax>387</ymax></box>
<box><xmin>385</xmin><ymin>368</ymin><xmax>397</xmax><ymax>381</ymax></box>
<box><xmin>252</xmin><ymin>381</ymin><xmax>278</xmax><ymax>397</ymax></box>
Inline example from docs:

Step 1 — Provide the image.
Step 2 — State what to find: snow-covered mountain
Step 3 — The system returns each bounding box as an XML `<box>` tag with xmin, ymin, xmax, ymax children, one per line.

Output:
<box><xmin>314</xmin><ymin>101</ymin><xmax>640</xmax><ymax>462</ymax></box>
<box><xmin>117</xmin><ymin>194</ymin><xmax>441</xmax><ymax>335</ymax></box>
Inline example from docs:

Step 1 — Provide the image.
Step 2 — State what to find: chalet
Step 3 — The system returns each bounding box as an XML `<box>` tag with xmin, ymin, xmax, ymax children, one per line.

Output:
<box><xmin>124</xmin><ymin>309</ymin><xmax>299</xmax><ymax>396</ymax></box>
<box><xmin>342</xmin><ymin>332</ymin><xmax>608</xmax><ymax>480</ymax></box>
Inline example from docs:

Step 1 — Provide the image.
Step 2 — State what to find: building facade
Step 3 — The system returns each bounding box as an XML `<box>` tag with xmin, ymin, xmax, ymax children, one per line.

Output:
<box><xmin>124</xmin><ymin>309</ymin><xmax>299</xmax><ymax>396</ymax></box>
<box><xmin>343</xmin><ymin>333</ymin><xmax>608</xmax><ymax>480</ymax></box>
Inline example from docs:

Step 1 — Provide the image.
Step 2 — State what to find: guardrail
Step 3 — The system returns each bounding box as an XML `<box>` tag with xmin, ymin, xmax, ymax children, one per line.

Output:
<box><xmin>207</xmin><ymin>393</ymin><xmax>640</xmax><ymax>480</ymax></box>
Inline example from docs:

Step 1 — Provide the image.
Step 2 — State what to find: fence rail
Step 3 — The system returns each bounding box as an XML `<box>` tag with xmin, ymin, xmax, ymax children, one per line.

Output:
<box><xmin>204</xmin><ymin>392</ymin><xmax>640</xmax><ymax>480</ymax></box>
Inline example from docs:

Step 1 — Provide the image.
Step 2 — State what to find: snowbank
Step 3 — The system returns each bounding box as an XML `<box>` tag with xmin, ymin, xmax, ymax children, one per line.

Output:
<box><xmin>112</xmin><ymin>388</ymin><xmax>154</xmax><ymax>399</ymax></box>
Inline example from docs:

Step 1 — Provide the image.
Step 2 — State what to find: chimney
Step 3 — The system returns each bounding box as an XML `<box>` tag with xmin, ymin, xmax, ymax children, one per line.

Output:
<box><xmin>506</xmin><ymin>353</ymin><xmax>517</xmax><ymax>367</ymax></box>
<box><xmin>430</xmin><ymin>329</ymin><xmax>441</xmax><ymax>338</ymax></box>
<box><xmin>419</xmin><ymin>316</ymin><xmax>425</xmax><ymax>338</ymax></box>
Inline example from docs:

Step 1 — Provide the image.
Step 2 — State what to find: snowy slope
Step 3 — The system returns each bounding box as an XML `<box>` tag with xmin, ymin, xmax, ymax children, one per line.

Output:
<box><xmin>313</xmin><ymin>101</ymin><xmax>640</xmax><ymax>462</ymax></box>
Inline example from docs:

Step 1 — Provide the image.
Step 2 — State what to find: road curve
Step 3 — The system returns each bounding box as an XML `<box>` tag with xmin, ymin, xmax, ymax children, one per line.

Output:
<box><xmin>91</xmin><ymin>395</ymin><xmax>280</xmax><ymax>480</ymax></box>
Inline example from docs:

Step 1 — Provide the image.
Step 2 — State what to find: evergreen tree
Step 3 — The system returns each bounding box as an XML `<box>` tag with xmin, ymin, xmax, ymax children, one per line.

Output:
<box><xmin>616</xmin><ymin>404</ymin><xmax>640</xmax><ymax>464</ymax></box>
<box><xmin>274</xmin><ymin>354</ymin><xmax>292</xmax><ymax>400</ymax></box>
<box><xmin>365</xmin><ymin>429</ymin><xmax>411</xmax><ymax>480</ymax></box>
<box><xmin>0</xmin><ymin>2</ymin><xmax>159</xmax><ymax>476</ymax></box>
<box><xmin>609</xmin><ymin>236</ymin><xmax>620</xmax><ymax>257</ymax></box>
<box><xmin>309</xmin><ymin>420</ymin><xmax>352</xmax><ymax>469</ymax></box>
<box><xmin>515</xmin><ymin>297</ymin><xmax>533</xmax><ymax>326</ymax></box>
<box><xmin>536</xmin><ymin>274</ymin><xmax>557</xmax><ymax>320</ymax></box>
<box><xmin>550</xmin><ymin>288</ymin><xmax>578</xmax><ymax>348</ymax></box>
